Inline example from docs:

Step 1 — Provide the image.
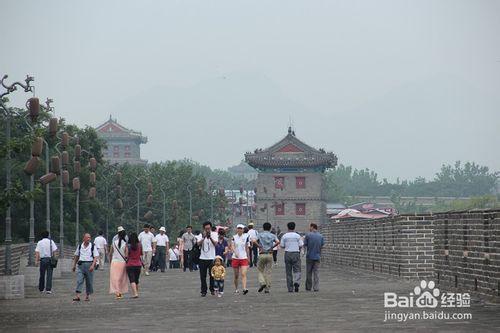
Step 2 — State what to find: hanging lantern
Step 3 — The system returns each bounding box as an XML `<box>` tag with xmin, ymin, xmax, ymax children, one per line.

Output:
<box><xmin>115</xmin><ymin>198</ymin><xmax>124</xmax><ymax>210</ymax></box>
<box><xmin>49</xmin><ymin>118</ymin><xmax>58</xmax><ymax>137</ymax></box>
<box><xmin>39</xmin><ymin>172</ymin><xmax>57</xmax><ymax>185</ymax></box>
<box><xmin>31</xmin><ymin>137</ymin><xmax>43</xmax><ymax>157</ymax></box>
<box><xmin>115</xmin><ymin>185</ymin><xmax>122</xmax><ymax>197</ymax></box>
<box><xmin>72</xmin><ymin>177</ymin><xmax>80</xmax><ymax>191</ymax></box>
<box><xmin>74</xmin><ymin>144</ymin><xmax>81</xmax><ymax>160</ymax></box>
<box><xmin>89</xmin><ymin>172</ymin><xmax>96</xmax><ymax>185</ymax></box>
<box><xmin>26</xmin><ymin>97</ymin><xmax>40</xmax><ymax>121</ymax></box>
<box><xmin>88</xmin><ymin>187</ymin><xmax>96</xmax><ymax>199</ymax></box>
<box><xmin>144</xmin><ymin>210</ymin><xmax>153</xmax><ymax>221</ymax></box>
<box><xmin>147</xmin><ymin>182</ymin><xmax>153</xmax><ymax>194</ymax></box>
<box><xmin>146</xmin><ymin>194</ymin><xmax>153</xmax><ymax>207</ymax></box>
<box><xmin>62</xmin><ymin>170</ymin><xmax>70</xmax><ymax>186</ymax></box>
<box><xmin>24</xmin><ymin>156</ymin><xmax>40</xmax><ymax>175</ymax></box>
<box><xmin>74</xmin><ymin>161</ymin><xmax>81</xmax><ymax>175</ymax></box>
<box><xmin>61</xmin><ymin>151</ymin><xmax>69</xmax><ymax>166</ymax></box>
<box><xmin>89</xmin><ymin>157</ymin><xmax>97</xmax><ymax>171</ymax></box>
<box><xmin>51</xmin><ymin>156</ymin><xmax>60</xmax><ymax>174</ymax></box>
<box><xmin>61</xmin><ymin>132</ymin><xmax>69</xmax><ymax>147</ymax></box>
<box><xmin>116</xmin><ymin>172</ymin><xmax>122</xmax><ymax>184</ymax></box>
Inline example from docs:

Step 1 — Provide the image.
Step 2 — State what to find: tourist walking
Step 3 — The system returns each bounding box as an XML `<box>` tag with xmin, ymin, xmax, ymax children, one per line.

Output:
<box><xmin>215</xmin><ymin>230</ymin><xmax>229</xmax><ymax>261</ymax></box>
<box><xmin>109</xmin><ymin>227</ymin><xmax>129</xmax><ymax>299</ymax></box>
<box><xmin>126</xmin><ymin>232</ymin><xmax>142</xmax><ymax>298</ymax></box>
<box><xmin>168</xmin><ymin>245</ymin><xmax>180</xmax><ymax>269</ymax></box>
<box><xmin>176</xmin><ymin>230</ymin><xmax>184</xmax><ymax>269</ymax></box>
<box><xmin>138</xmin><ymin>224</ymin><xmax>155</xmax><ymax>276</ymax></box>
<box><xmin>154</xmin><ymin>227</ymin><xmax>169</xmax><ymax>272</ymax></box>
<box><xmin>247</xmin><ymin>223</ymin><xmax>259</xmax><ymax>267</ymax></box>
<box><xmin>211</xmin><ymin>255</ymin><xmax>226</xmax><ymax>297</ymax></box>
<box><xmin>281</xmin><ymin>222</ymin><xmax>303</xmax><ymax>292</ymax></box>
<box><xmin>230</xmin><ymin>224</ymin><xmax>250</xmax><ymax>295</ymax></box>
<box><xmin>94</xmin><ymin>230</ymin><xmax>108</xmax><ymax>270</ymax></box>
<box><xmin>181</xmin><ymin>226</ymin><xmax>196</xmax><ymax>272</ymax></box>
<box><xmin>35</xmin><ymin>230</ymin><xmax>58</xmax><ymax>294</ymax></box>
<box><xmin>304</xmin><ymin>223</ymin><xmax>324</xmax><ymax>292</ymax></box>
<box><xmin>255</xmin><ymin>222</ymin><xmax>279</xmax><ymax>293</ymax></box>
<box><xmin>271</xmin><ymin>227</ymin><xmax>279</xmax><ymax>267</ymax></box>
<box><xmin>72</xmin><ymin>233</ymin><xmax>99</xmax><ymax>301</ymax></box>
<box><xmin>196</xmin><ymin>221</ymin><xmax>218</xmax><ymax>297</ymax></box>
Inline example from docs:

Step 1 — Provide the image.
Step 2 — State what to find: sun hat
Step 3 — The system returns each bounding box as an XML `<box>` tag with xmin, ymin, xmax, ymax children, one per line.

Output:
<box><xmin>236</xmin><ymin>224</ymin><xmax>245</xmax><ymax>229</ymax></box>
<box><xmin>159</xmin><ymin>226</ymin><xmax>166</xmax><ymax>232</ymax></box>
<box><xmin>117</xmin><ymin>226</ymin><xmax>125</xmax><ymax>232</ymax></box>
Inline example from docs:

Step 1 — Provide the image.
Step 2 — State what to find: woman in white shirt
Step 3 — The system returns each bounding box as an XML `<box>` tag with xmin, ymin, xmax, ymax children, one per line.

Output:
<box><xmin>108</xmin><ymin>228</ymin><xmax>129</xmax><ymax>299</ymax></box>
<box><xmin>230</xmin><ymin>224</ymin><xmax>250</xmax><ymax>295</ymax></box>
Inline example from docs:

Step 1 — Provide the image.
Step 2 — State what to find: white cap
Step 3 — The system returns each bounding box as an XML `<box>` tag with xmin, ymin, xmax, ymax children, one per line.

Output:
<box><xmin>236</xmin><ymin>224</ymin><xmax>245</xmax><ymax>229</ymax></box>
<box><xmin>117</xmin><ymin>226</ymin><xmax>125</xmax><ymax>232</ymax></box>
<box><xmin>159</xmin><ymin>226</ymin><xmax>166</xmax><ymax>232</ymax></box>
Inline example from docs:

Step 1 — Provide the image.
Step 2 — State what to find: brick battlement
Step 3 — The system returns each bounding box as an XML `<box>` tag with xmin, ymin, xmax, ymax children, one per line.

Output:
<box><xmin>321</xmin><ymin>209</ymin><xmax>500</xmax><ymax>299</ymax></box>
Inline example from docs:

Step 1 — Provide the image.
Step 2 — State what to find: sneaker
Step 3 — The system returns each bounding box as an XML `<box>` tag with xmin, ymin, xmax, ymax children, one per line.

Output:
<box><xmin>264</xmin><ymin>290</ymin><xmax>270</xmax><ymax>294</ymax></box>
<box><xmin>46</xmin><ymin>291</ymin><xmax>52</xmax><ymax>295</ymax></box>
<box><xmin>201</xmin><ymin>292</ymin><xmax>207</xmax><ymax>297</ymax></box>
<box><xmin>294</xmin><ymin>283</ymin><xmax>299</xmax><ymax>292</ymax></box>
<box><xmin>210</xmin><ymin>291</ymin><xmax>215</xmax><ymax>296</ymax></box>
<box><xmin>145</xmin><ymin>271</ymin><xmax>150</xmax><ymax>276</ymax></box>
<box><xmin>258</xmin><ymin>285</ymin><xmax>266</xmax><ymax>293</ymax></box>
<box><xmin>234</xmin><ymin>290</ymin><xmax>240</xmax><ymax>294</ymax></box>
<box><xmin>217</xmin><ymin>294</ymin><xmax>222</xmax><ymax>298</ymax></box>
<box><xmin>243</xmin><ymin>289</ymin><xmax>249</xmax><ymax>295</ymax></box>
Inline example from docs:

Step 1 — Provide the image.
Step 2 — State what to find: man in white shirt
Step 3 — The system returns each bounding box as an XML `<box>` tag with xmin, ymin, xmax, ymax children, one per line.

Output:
<box><xmin>247</xmin><ymin>222</ymin><xmax>259</xmax><ymax>267</ymax></box>
<box><xmin>35</xmin><ymin>230</ymin><xmax>58</xmax><ymax>294</ymax></box>
<box><xmin>72</xmin><ymin>233</ymin><xmax>99</xmax><ymax>301</ymax></box>
<box><xmin>138</xmin><ymin>224</ymin><xmax>156</xmax><ymax>276</ymax></box>
<box><xmin>196</xmin><ymin>221</ymin><xmax>218</xmax><ymax>296</ymax></box>
<box><xmin>94</xmin><ymin>230</ymin><xmax>108</xmax><ymax>270</ymax></box>
<box><xmin>154</xmin><ymin>226</ymin><xmax>170</xmax><ymax>272</ymax></box>
<box><xmin>280</xmin><ymin>222</ymin><xmax>304</xmax><ymax>293</ymax></box>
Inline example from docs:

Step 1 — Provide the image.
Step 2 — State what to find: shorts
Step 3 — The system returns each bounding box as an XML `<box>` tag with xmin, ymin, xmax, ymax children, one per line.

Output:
<box><xmin>231</xmin><ymin>258</ymin><xmax>249</xmax><ymax>268</ymax></box>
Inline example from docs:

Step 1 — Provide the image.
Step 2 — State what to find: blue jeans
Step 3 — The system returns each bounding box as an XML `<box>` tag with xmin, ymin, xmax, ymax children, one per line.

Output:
<box><xmin>75</xmin><ymin>262</ymin><xmax>94</xmax><ymax>295</ymax></box>
<box><xmin>39</xmin><ymin>258</ymin><xmax>53</xmax><ymax>292</ymax></box>
<box><xmin>214</xmin><ymin>279</ymin><xmax>224</xmax><ymax>293</ymax></box>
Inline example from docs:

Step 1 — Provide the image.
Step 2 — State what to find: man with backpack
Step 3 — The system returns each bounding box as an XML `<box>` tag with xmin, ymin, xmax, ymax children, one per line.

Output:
<box><xmin>72</xmin><ymin>233</ymin><xmax>99</xmax><ymax>302</ymax></box>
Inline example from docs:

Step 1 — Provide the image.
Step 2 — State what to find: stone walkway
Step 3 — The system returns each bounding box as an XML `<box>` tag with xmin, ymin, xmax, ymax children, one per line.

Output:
<box><xmin>0</xmin><ymin>261</ymin><xmax>499</xmax><ymax>332</ymax></box>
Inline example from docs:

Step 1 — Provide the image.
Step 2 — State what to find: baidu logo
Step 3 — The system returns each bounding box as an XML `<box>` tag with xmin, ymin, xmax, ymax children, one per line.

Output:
<box><xmin>384</xmin><ymin>280</ymin><xmax>440</xmax><ymax>308</ymax></box>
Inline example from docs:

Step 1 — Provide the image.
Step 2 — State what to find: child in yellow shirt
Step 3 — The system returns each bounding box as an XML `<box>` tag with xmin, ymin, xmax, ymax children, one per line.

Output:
<box><xmin>211</xmin><ymin>255</ymin><xmax>226</xmax><ymax>297</ymax></box>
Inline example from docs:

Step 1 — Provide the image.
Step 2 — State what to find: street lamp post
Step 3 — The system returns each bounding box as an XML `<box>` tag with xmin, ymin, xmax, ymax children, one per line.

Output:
<box><xmin>133</xmin><ymin>178</ymin><xmax>141</xmax><ymax>233</ymax></box>
<box><xmin>186</xmin><ymin>183</ymin><xmax>192</xmax><ymax>225</ymax></box>
<box><xmin>0</xmin><ymin>74</ymin><xmax>34</xmax><ymax>274</ymax></box>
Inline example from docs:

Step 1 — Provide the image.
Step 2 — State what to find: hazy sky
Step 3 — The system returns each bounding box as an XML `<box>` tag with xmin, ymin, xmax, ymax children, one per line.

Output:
<box><xmin>2</xmin><ymin>0</ymin><xmax>499</xmax><ymax>181</ymax></box>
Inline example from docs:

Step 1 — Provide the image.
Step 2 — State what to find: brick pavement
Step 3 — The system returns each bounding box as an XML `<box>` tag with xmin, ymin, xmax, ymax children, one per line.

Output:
<box><xmin>0</xmin><ymin>262</ymin><xmax>499</xmax><ymax>332</ymax></box>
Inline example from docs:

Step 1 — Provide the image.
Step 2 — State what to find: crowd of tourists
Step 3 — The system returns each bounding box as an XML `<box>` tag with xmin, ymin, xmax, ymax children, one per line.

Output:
<box><xmin>34</xmin><ymin>220</ymin><xmax>324</xmax><ymax>301</ymax></box>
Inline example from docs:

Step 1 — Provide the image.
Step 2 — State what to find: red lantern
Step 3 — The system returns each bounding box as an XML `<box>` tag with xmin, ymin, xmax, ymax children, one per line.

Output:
<box><xmin>116</xmin><ymin>172</ymin><xmax>122</xmax><ymax>184</ymax></box>
<box><xmin>147</xmin><ymin>182</ymin><xmax>153</xmax><ymax>194</ymax></box>
<box><xmin>146</xmin><ymin>194</ymin><xmax>153</xmax><ymax>207</ymax></box>
<box><xmin>72</xmin><ymin>177</ymin><xmax>80</xmax><ymax>191</ymax></box>
<box><xmin>61</xmin><ymin>151</ymin><xmax>69</xmax><ymax>166</ymax></box>
<box><xmin>24</xmin><ymin>156</ymin><xmax>40</xmax><ymax>175</ymax></box>
<box><xmin>39</xmin><ymin>172</ymin><xmax>57</xmax><ymax>185</ymax></box>
<box><xmin>88</xmin><ymin>187</ymin><xmax>96</xmax><ymax>199</ymax></box>
<box><xmin>26</xmin><ymin>97</ymin><xmax>39</xmax><ymax>121</ymax></box>
<box><xmin>115</xmin><ymin>185</ymin><xmax>122</xmax><ymax>197</ymax></box>
<box><xmin>74</xmin><ymin>161</ymin><xmax>81</xmax><ymax>175</ymax></box>
<box><xmin>62</xmin><ymin>170</ymin><xmax>69</xmax><ymax>186</ymax></box>
<box><xmin>144</xmin><ymin>210</ymin><xmax>153</xmax><ymax>220</ymax></box>
<box><xmin>115</xmin><ymin>198</ymin><xmax>124</xmax><ymax>210</ymax></box>
<box><xmin>89</xmin><ymin>157</ymin><xmax>97</xmax><ymax>171</ymax></box>
<box><xmin>74</xmin><ymin>145</ymin><xmax>81</xmax><ymax>160</ymax></box>
<box><xmin>31</xmin><ymin>137</ymin><xmax>43</xmax><ymax>157</ymax></box>
<box><xmin>51</xmin><ymin>156</ymin><xmax>60</xmax><ymax>174</ymax></box>
<box><xmin>49</xmin><ymin>118</ymin><xmax>58</xmax><ymax>137</ymax></box>
<box><xmin>89</xmin><ymin>172</ymin><xmax>96</xmax><ymax>185</ymax></box>
<box><xmin>61</xmin><ymin>132</ymin><xmax>69</xmax><ymax>147</ymax></box>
